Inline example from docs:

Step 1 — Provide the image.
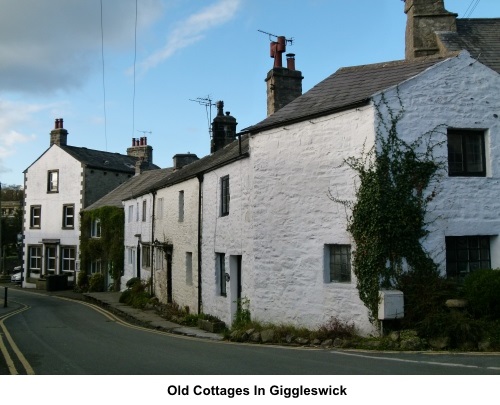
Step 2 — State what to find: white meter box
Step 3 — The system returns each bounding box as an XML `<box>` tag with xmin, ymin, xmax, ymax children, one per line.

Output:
<box><xmin>378</xmin><ymin>290</ymin><xmax>404</xmax><ymax>320</ymax></box>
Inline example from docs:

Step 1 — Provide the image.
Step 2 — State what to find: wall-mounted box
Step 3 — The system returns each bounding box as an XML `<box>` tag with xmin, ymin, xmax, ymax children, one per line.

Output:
<box><xmin>378</xmin><ymin>290</ymin><xmax>404</xmax><ymax>320</ymax></box>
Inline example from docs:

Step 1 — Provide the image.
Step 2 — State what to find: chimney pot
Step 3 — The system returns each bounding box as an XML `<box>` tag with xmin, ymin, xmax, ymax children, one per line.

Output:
<box><xmin>286</xmin><ymin>53</ymin><xmax>296</xmax><ymax>70</ymax></box>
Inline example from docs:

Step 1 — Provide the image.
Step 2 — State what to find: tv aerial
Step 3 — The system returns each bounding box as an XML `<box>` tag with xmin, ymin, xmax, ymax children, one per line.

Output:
<box><xmin>258</xmin><ymin>30</ymin><xmax>294</xmax><ymax>68</ymax></box>
<box><xmin>190</xmin><ymin>95</ymin><xmax>216</xmax><ymax>138</ymax></box>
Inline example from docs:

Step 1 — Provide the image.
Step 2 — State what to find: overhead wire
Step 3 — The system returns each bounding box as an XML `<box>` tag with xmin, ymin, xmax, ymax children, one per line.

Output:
<box><xmin>132</xmin><ymin>0</ymin><xmax>138</xmax><ymax>138</ymax></box>
<box><xmin>100</xmin><ymin>0</ymin><xmax>108</xmax><ymax>150</ymax></box>
<box><xmin>463</xmin><ymin>0</ymin><xmax>481</xmax><ymax>18</ymax></box>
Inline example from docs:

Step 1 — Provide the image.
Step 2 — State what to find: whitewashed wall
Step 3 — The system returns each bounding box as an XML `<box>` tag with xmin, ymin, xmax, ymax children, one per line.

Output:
<box><xmin>373</xmin><ymin>51</ymin><xmax>500</xmax><ymax>272</ymax></box>
<box><xmin>154</xmin><ymin>177</ymin><xmax>200</xmax><ymax>312</ymax></box>
<box><xmin>23</xmin><ymin>146</ymin><xmax>83</xmax><ymax>287</ymax></box>
<box><xmin>201</xmin><ymin>157</ymin><xmax>253</xmax><ymax>325</ymax></box>
<box><xmin>122</xmin><ymin>192</ymin><xmax>154</xmax><ymax>289</ymax></box>
<box><xmin>248</xmin><ymin>106</ymin><xmax>376</xmax><ymax>335</ymax></box>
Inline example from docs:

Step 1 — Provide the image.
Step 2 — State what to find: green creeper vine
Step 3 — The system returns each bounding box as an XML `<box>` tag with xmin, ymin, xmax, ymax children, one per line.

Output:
<box><xmin>80</xmin><ymin>206</ymin><xmax>124</xmax><ymax>291</ymax></box>
<box><xmin>332</xmin><ymin>89</ymin><xmax>446</xmax><ymax>324</ymax></box>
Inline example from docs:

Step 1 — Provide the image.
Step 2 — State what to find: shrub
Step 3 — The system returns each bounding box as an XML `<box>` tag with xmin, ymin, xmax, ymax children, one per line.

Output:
<box><xmin>76</xmin><ymin>271</ymin><xmax>89</xmax><ymax>292</ymax></box>
<box><xmin>462</xmin><ymin>269</ymin><xmax>500</xmax><ymax>320</ymax></box>
<box><xmin>316</xmin><ymin>316</ymin><xmax>357</xmax><ymax>340</ymax></box>
<box><xmin>417</xmin><ymin>310</ymin><xmax>485</xmax><ymax>349</ymax></box>
<box><xmin>397</xmin><ymin>268</ymin><xmax>458</xmax><ymax>328</ymax></box>
<box><xmin>88</xmin><ymin>273</ymin><xmax>105</xmax><ymax>292</ymax></box>
<box><xmin>126</xmin><ymin>277</ymin><xmax>141</xmax><ymax>288</ymax></box>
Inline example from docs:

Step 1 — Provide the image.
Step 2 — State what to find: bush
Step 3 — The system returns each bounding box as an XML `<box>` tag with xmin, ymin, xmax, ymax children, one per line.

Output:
<box><xmin>126</xmin><ymin>277</ymin><xmax>141</xmax><ymax>288</ymax></box>
<box><xmin>462</xmin><ymin>269</ymin><xmax>500</xmax><ymax>320</ymax></box>
<box><xmin>417</xmin><ymin>310</ymin><xmax>485</xmax><ymax>349</ymax></box>
<box><xmin>316</xmin><ymin>316</ymin><xmax>356</xmax><ymax>340</ymax></box>
<box><xmin>119</xmin><ymin>278</ymin><xmax>152</xmax><ymax>309</ymax></box>
<box><xmin>397</xmin><ymin>268</ymin><xmax>458</xmax><ymax>327</ymax></box>
<box><xmin>88</xmin><ymin>273</ymin><xmax>105</xmax><ymax>292</ymax></box>
<box><xmin>76</xmin><ymin>271</ymin><xmax>89</xmax><ymax>292</ymax></box>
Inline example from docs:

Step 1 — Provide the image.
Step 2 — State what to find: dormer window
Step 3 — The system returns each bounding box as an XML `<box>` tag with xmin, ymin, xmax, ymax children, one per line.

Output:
<box><xmin>48</xmin><ymin>170</ymin><xmax>59</xmax><ymax>193</ymax></box>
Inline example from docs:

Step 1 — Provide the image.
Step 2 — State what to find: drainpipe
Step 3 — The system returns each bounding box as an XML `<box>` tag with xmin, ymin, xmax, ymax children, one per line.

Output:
<box><xmin>197</xmin><ymin>173</ymin><xmax>204</xmax><ymax>314</ymax></box>
<box><xmin>151</xmin><ymin>190</ymin><xmax>156</xmax><ymax>296</ymax></box>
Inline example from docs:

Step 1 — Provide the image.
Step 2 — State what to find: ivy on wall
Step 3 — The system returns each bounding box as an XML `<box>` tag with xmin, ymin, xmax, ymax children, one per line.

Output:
<box><xmin>332</xmin><ymin>90</ymin><xmax>446</xmax><ymax>323</ymax></box>
<box><xmin>80</xmin><ymin>206</ymin><xmax>124</xmax><ymax>291</ymax></box>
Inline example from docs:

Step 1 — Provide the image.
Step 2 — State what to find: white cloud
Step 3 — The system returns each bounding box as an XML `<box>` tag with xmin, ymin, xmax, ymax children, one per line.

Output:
<box><xmin>137</xmin><ymin>0</ymin><xmax>241</xmax><ymax>74</ymax></box>
<box><xmin>0</xmin><ymin>0</ymin><xmax>163</xmax><ymax>94</ymax></box>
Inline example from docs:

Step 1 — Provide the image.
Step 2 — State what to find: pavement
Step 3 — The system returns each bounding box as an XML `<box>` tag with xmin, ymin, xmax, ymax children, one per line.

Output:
<box><xmin>0</xmin><ymin>283</ymin><xmax>224</xmax><ymax>341</ymax></box>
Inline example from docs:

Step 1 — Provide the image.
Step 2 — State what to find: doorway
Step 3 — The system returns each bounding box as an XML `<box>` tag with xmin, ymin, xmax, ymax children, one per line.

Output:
<box><xmin>229</xmin><ymin>255</ymin><xmax>242</xmax><ymax>323</ymax></box>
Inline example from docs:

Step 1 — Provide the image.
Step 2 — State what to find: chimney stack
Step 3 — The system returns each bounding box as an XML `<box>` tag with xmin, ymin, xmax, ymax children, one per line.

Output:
<box><xmin>211</xmin><ymin>101</ymin><xmax>237</xmax><ymax>153</ymax></box>
<box><xmin>265</xmin><ymin>37</ymin><xmax>303</xmax><ymax>116</ymax></box>
<box><xmin>173</xmin><ymin>153</ymin><xmax>199</xmax><ymax>170</ymax></box>
<box><xmin>127</xmin><ymin>137</ymin><xmax>153</xmax><ymax>163</ymax></box>
<box><xmin>50</xmin><ymin>118</ymin><xmax>68</xmax><ymax>146</ymax></box>
<box><xmin>404</xmin><ymin>0</ymin><xmax>457</xmax><ymax>60</ymax></box>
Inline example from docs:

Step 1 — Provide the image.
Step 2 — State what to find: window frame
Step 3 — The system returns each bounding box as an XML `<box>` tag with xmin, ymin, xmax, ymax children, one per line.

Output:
<box><xmin>178</xmin><ymin>190</ymin><xmax>184</xmax><ymax>222</ymax></box>
<box><xmin>47</xmin><ymin>170</ymin><xmax>59</xmax><ymax>193</ymax></box>
<box><xmin>61</xmin><ymin>246</ymin><xmax>76</xmax><ymax>272</ymax></box>
<box><xmin>142</xmin><ymin>200</ymin><xmax>147</xmax><ymax>222</ymax></box>
<box><xmin>28</xmin><ymin>245</ymin><xmax>42</xmax><ymax>275</ymax></box>
<box><xmin>91</xmin><ymin>218</ymin><xmax>101</xmax><ymax>238</ymax></box>
<box><xmin>326</xmin><ymin>244</ymin><xmax>352</xmax><ymax>283</ymax></box>
<box><xmin>142</xmin><ymin>244</ymin><xmax>151</xmax><ymax>268</ymax></box>
<box><xmin>446</xmin><ymin>236</ymin><xmax>491</xmax><ymax>282</ymax></box>
<box><xmin>62</xmin><ymin>204</ymin><xmax>75</xmax><ymax>229</ymax></box>
<box><xmin>447</xmin><ymin>129</ymin><xmax>486</xmax><ymax>177</ymax></box>
<box><xmin>220</xmin><ymin>175</ymin><xmax>230</xmax><ymax>217</ymax></box>
<box><xmin>30</xmin><ymin>205</ymin><xmax>41</xmax><ymax>229</ymax></box>
<box><xmin>128</xmin><ymin>205</ymin><xmax>133</xmax><ymax>223</ymax></box>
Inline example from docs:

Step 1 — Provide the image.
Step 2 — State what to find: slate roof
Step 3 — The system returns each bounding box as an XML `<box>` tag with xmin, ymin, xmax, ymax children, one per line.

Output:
<box><xmin>147</xmin><ymin>136</ymin><xmax>249</xmax><ymax>194</ymax></box>
<box><xmin>242</xmin><ymin>56</ymin><xmax>447</xmax><ymax>134</ymax></box>
<box><xmin>60</xmin><ymin>145</ymin><xmax>159</xmax><ymax>173</ymax></box>
<box><xmin>84</xmin><ymin>167</ymin><xmax>174</xmax><ymax>210</ymax></box>
<box><xmin>437</xmin><ymin>19</ymin><xmax>500</xmax><ymax>74</ymax></box>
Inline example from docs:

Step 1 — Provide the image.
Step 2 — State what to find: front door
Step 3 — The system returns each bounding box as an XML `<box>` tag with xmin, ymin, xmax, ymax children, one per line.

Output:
<box><xmin>230</xmin><ymin>255</ymin><xmax>242</xmax><ymax>323</ymax></box>
<box><xmin>166</xmin><ymin>252</ymin><xmax>172</xmax><ymax>303</ymax></box>
<box><xmin>45</xmin><ymin>246</ymin><xmax>57</xmax><ymax>276</ymax></box>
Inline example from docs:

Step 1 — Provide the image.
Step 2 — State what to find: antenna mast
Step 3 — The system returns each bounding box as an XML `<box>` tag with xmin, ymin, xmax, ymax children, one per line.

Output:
<box><xmin>190</xmin><ymin>95</ymin><xmax>216</xmax><ymax>139</ymax></box>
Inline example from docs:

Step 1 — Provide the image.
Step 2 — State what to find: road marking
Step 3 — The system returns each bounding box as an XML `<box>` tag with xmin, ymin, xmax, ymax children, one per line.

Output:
<box><xmin>331</xmin><ymin>350</ymin><xmax>481</xmax><ymax>369</ymax></box>
<box><xmin>0</xmin><ymin>333</ymin><xmax>18</xmax><ymax>374</ymax></box>
<box><xmin>0</xmin><ymin>304</ymin><xmax>36</xmax><ymax>375</ymax></box>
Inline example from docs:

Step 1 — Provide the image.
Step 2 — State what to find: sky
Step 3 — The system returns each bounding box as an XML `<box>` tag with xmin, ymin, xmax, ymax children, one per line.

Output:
<box><xmin>1</xmin><ymin>0</ymin><xmax>500</xmax><ymax>187</ymax></box>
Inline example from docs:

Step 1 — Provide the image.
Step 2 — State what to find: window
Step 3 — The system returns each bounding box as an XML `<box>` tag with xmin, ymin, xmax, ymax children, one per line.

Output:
<box><xmin>91</xmin><ymin>218</ymin><xmax>101</xmax><ymax>238</ymax></box>
<box><xmin>178</xmin><ymin>191</ymin><xmax>184</xmax><ymax>222</ymax></box>
<box><xmin>142</xmin><ymin>200</ymin><xmax>147</xmax><ymax>222</ymax></box>
<box><xmin>217</xmin><ymin>253</ymin><xmax>226</xmax><ymax>296</ymax></box>
<box><xmin>28</xmin><ymin>246</ymin><xmax>42</xmax><ymax>274</ymax></box>
<box><xmin>30</xmin><ymin>205</ymin><xmax>41</xmax><ymax>228</ymax></box>
<box><xmin>220</xmin><ymin>175</ymin><xmax>230</xmax><ymax>216</ymax></box>
<box><xmin>326</xmin><ymin>244</ymin><xmax>351</xmax><ymax>283</ymax></box>
<box><xmin>47</xmin><ymin>170</ymin><xmax>59</xmax><ymax>192</ymax></box>
<box><xmin>186</xmin><ymin>252</ymin><xmax>193</xmax><ymax>286</ymax></box>
<box><xmin>90</xmin><ymin>260</ymin><xmax>102</xmax><ymax>274</ymax></box>
<box><xmin>142</xmin><ymin>245</ymin><xmax>151</xmax><ymax>268</ymax></box>
<box><xmin>61</xmin><ymin>247</ymin><xmax>76</xmax><ymax>272</ymax></box>
<box><xmin>447</xmin><ymin>129</ymin><xmax>486</xmax><ymax>177</ymax></box>
<box><xmin>136</xmin><ymin>202</ymin><xmax>139</xmax><ymax>221</ymax></box>
<box><xmin>128</xmin><ymin>205</ymin><xmax>133</xmax><ymax>223</ymax></box>
<box><xmin>446</xmin><ymin>236</ymin><xmax>491</xmax><ymax>282</ymax></box>
<box><xmin>62</xmin><ymin>204</ymin><xmax>75</xmax><ymax>228</ymax></box>
<box><xmin>157</xmin><ymin>197</ymin><xmax>164</xmax><ymax>218</ymax></box>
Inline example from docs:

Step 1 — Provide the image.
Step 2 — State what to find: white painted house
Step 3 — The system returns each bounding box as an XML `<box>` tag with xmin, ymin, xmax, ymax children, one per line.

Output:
<box><xmin>22</xmin><ymin>120</ymin><xmax>157</xmax><ymax>288</ymax></box>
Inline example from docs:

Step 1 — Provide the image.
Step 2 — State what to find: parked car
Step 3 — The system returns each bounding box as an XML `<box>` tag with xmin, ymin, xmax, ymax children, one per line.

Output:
<box><xmin>11</xmin><ymin>266</ymin><xmax>23</xmax><ymax>284</ymax></box>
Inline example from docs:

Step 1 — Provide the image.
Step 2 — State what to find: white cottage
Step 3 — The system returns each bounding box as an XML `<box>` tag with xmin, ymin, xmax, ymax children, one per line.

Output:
<box><xmin>229</xmin><ymin>51</ymin><xmax>500</xmax><ymax>335</ymax></box>
<box><xmin>22</xmin><ymin>120</ymin><xmax>157</xmax><ymax>288</ymax></box>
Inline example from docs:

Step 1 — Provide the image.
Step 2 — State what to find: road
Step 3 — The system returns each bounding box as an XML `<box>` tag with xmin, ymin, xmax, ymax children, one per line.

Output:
<box><xmin>1</xmin><ymin>288</ymin><xmax>500</xmax><ymax>375</ymax></box>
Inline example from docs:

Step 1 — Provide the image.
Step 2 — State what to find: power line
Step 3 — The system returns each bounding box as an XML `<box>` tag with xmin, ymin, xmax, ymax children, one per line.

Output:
<box><xmin>100</xmin><ymin>0</ymin><xmax>108</xmax><ymax>151</ymax></box>
<box><xmin>132</xmin><ymin>0</ymin><xmax>138</xmax><ymax>137</ymax></box>
<box><xmin>463</xmin><ymin>0</ymin><xmax>481</xmax><ymax>18</ymax></box>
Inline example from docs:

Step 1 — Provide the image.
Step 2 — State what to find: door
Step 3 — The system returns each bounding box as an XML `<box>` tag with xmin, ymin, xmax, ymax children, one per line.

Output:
<box><xmin>230</xmin><ymin>255</ymin><xmax>242</xmax><ymax>323</ymax></box>
<box><xmin>166</xmin><ymin>252</ymin><xmax>173</xmax><ymax>303</ymax></box>
<box><xmin>45</xmin><ymin>246</ymin><xmax>57</xmax><ymax>276</ymax></box>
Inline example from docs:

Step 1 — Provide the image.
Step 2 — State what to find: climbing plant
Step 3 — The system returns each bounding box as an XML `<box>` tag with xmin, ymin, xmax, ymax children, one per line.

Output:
<box><xmin>332</xmin><ymin>89</ymin><xmax>446</xmax><ymax>323</ymax></box>
<box><xmin>80</xmin><ymin>206</ymin><xmax>124</xmax><ymax>291</ymax></box>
